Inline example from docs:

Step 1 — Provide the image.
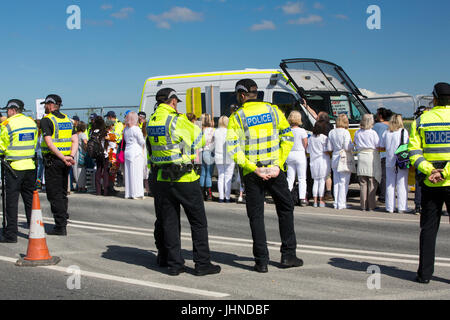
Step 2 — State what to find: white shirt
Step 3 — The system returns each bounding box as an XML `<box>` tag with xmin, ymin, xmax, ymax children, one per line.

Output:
<box><xmin>214</xmin><ymin>127</ymin><xmax>232</xmax><ymax>165</ymax></box>
<box><xmin>202</xmin><ymin>127</ymin><xmax>215</xmax><ymax>152</ymax></box>
<box><xmin>380</xmin><ymin>129</ymin><xmax>409</xmax><ymax>168</ymax></box>
<box><xmin>327</xmin><ymin>128</ymin><xmax>354</xmax><ymax>169</ymax></box>
<box><xmin>307</xmin><ymin>134</ymin><xmax>330</xmax><ymax>161</ymax></box>
<box><xmin>290</xmin><ymin>127</ymin><xmax>308</xmax><ymax>152</ymax></box>
<box><xmin>354</xmin><ymin>129</ymin><xmax>380</xmax><ymax>150</ymax></box>
<box><xmin>373</xmin><ymin>122</ymin><xmax>389</xmax><ymax>158</ymax></box>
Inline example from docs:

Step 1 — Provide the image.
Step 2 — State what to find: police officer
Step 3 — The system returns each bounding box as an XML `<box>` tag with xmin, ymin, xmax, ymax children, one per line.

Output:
<box><xmin>147</xmin><ymin>88</ymin><xmax>221</xmax><ymax>276</ymax></box>
<box><xmin>40</xmin><ymin>94</ymin><xmax>78</xmax><ymax>236</ymax></box>
<box><xmin>105</xmin><ymin>111</ymin><xmax>124</xmax><ymax>142</ymax></box>
<box><xmin>0</xmin><ymin>100</ymin><xmax>38</xmax><ymax>243</ymax></box>
<box><xmin>226</xmin><ymin>79</ymin><xmax>303</xmax><ymax>273</ymax></box>
<box><xmin>409</xmin><ymin>82</ymin><xmax>450</xmax><ymax>284</ymax></box>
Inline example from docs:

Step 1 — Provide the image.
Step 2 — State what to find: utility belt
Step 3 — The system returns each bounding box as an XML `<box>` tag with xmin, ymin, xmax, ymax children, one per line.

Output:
<box><xmin>256</xmin><ymin>160</ymin><xmax>274</xmax><ymax>168</ymax></box>
<box><xmin>416</xmin><ymin>161</ymin><xmax>448</xmax><ymax>184</ymax></box>
<box><xmin>43</xmin><ymin>154</ymin><xmax>62</xmax><ymax>167</ymax></box>
<box><xmin>158</xmin><ymin>163</ymin><xmax>202</xmax><ymax>181</ymax></box>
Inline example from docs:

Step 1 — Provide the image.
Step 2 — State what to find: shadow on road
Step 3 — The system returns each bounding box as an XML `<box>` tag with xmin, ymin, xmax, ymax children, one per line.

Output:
<box><xmin>100</xmin><ymin>245</ymin><xmax>257</xmax><ymax>275</ymax></box>
<box><xmin>328</xmin><ymin>257</ymin><xmax>450</xmax><ymax>284</ymax></box>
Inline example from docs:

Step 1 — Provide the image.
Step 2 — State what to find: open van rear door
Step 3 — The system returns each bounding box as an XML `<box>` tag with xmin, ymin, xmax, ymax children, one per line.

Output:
<box><xmin>279</xmin><ymin>58</ymin><xmax>370</xmax><ymax>123</ymax></box>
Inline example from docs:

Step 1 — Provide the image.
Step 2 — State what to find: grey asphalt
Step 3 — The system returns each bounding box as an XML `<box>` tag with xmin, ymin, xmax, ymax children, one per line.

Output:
<box><xmin>0</xmin><ymin>188</ymin><xmax>449</xmax><ymax>300</ymax></box>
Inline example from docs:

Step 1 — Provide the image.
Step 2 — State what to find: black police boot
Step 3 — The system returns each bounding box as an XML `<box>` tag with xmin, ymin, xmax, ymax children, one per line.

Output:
<box><xmin>194</xmin><ymin>263</ymin><xmax>221</xmax><ymax>276</ymax></box>
<box><xmin>47</xmin><ymin>227</ymin><xmax>67</xmax><ymax>236</ymax></box>
<box><xmin>168</xmin><ymin>266</ymin><xmax>186</xmax><ymax>276</ymax></box>
<box><xmin>253</xmin><ymin>263</ymin><xmax>268</xmax><ymax>273</ymax></box>
<box><xmin>415</xmin><ymin>275</ymin><xmax>430</xmax><ymax>284</ymax></box>
<box><xmin>0</xmin><ymin>235</ymin><xmax>18</xmax><ymax>243</ymax></box>
<box><xmin>281</xmin><ymin>256</ymin><xmax>304</xmax><ymax>268</ymax></box>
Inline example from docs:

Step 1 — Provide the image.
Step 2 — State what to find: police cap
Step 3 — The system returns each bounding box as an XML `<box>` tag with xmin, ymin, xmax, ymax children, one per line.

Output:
<box><xmin>433</xmin><ymin>82</ymin><xmax>450</xmax><ymax>98</ymax></box>
<box><xmin>41</xmin><ymin>94</ymin><xmax>63</xmax><ymax>106</ymax></box>
<box><xmin>3</xmin><ymin>99</ymin><xmax>25</xmax><ymax>112</ymax></box>
<box><xmin>235</xmin><ymin>79</ymin><xmax>258</xmax><ymax>94</ymax></box>
<box><xmin>156</xmin><ymin>88</ymin><xmax>182</xmax><ymax>103</ymax></box>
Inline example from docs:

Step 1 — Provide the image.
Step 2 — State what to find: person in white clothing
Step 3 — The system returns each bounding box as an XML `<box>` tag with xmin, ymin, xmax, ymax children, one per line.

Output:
<box><xmin>380</xmin><ymin>114</ymin><xmax>411</xmax><ymax>213</ymax></box>
<box><xmin>123</xmin><ymin>112</ymin><xmax>146</xmax><ymax>200</ymax></box>
<box><xmin>214</xmin><ymin>116</ymin><xmax>234</xmax><ymax>203</ymax></box>
<box><xmin>327</xmin><ymin>114</ymin><xmax>354</xmax><ymax>210</ymax></box>
<box><xmin>354</xmin><ymin>114</ymin><xmax>382</xmax><ymax>211</ymax></box>
<box><xmin>307</xmin><ymin>121</ymin><xmax>331</xmax><ymax>208</ymax></box>
<box><xmin>286</xmin><ymin>111</ymin><xmax>308</xmax><ymax>206</ymax></box>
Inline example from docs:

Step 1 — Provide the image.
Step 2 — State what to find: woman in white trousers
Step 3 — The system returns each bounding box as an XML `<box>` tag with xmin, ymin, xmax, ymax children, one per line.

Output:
<box><xmin>307</xmin><ymin>121</ymin><xmax>331</xmax><ymax>208</ymax></box>
<box><xmin>380</xmin><ymin>114</ymin><xmax>411</xmax><ymax>213</ymax></box>
<box><xmin>327</xmin><ymin>114</ymin><xmax>354</xmax><ymax>210</ymax></box>
<box><xmin>214</xmin><ymin>116</ymin><xmax>234</xmax><ymax>203</ymax></box>
<box><xmin>286</xmin><ymin>111</ymin><xmax>308</xmax><ymax>206</ymax></box>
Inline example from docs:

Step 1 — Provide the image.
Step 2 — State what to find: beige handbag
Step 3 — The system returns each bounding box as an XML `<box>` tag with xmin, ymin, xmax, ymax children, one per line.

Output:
<box><xmin>337</xmin><ymin>150</ymin><xmax>356</xmax><ymax>173</ymax></box>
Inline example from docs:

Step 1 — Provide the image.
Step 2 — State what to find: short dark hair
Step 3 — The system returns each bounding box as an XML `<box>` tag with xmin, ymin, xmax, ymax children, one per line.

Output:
<box><xmin>376</xmin><ymin>108</ymin><xmax>393</xmax><ymax>121</ymax></box>
<box><xmin>312</xmin><ymin>120</ymin><xmax>329</xmax><ymax>136</ymax></box>
<box><xmin>77</xmin><ymin>121</ymin><xmax>87</xmax><ymax>133</ymax></box>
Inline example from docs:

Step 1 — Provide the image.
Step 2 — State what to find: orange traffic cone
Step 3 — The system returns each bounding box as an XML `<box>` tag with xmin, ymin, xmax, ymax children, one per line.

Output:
<box><xmin>16</xmin><ymin>191</ymin><xmax>61</xmax><ymax>267</ymax></box>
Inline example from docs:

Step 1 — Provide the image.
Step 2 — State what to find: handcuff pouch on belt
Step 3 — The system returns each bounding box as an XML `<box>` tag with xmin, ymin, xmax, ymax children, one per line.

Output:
<box><xmin>160</xmin><ymin>163</ymin><xmax>195</xmax><ymax>181</ymax></box>
<box><xmin>256</xmin><ymin>160</ymin><xmax>273</xmax><ymax>168</ymax></box>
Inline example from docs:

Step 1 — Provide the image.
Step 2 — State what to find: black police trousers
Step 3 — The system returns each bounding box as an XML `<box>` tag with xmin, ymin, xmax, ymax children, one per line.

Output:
<box><xmin>3</xmin><ymin>168</ymin><xmax>35</xmax><ymax>240</ymax></box>
<box><xmin>418</xmin><ymin>185</ymin><xmax>450</xmax><ymax>280</ymax></box>
<box><xmin>44</xmin><ymin>156</ymin><xmax>70</xmax><ymax>228</ymax></box>
<box><xmin>243</xmin><ymin>171</ymin><xmax>297</xmax><ymax>265</ymax></box>
<box><xmin>154</xmin><ymin>179</ymin><xmax>211</xmax><ymax>269</ymax></box>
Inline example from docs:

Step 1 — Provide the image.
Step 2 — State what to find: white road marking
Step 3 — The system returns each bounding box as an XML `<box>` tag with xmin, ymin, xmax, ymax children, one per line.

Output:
<box><xmin>0</xmin><ymin>255</ymin><xmax>229</xmax><ymax>298</ymax></box>
<box><xmin>18</xmin><ymin>215</ymin><xmax>450</xmax><ymax>267</ymax></box>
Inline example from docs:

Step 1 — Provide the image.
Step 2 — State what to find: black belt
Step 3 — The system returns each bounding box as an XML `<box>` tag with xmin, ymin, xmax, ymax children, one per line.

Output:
<box><xmin>158</xmin><ymin>163</ymin><xmax>195</xmax><ymax>181</ymax></box>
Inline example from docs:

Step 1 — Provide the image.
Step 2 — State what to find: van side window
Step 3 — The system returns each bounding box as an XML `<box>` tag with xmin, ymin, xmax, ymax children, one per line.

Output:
<box><xmin>273</xmin><ymin>91</ymin><xmax>313</xmax><ymax>131</ymax></box>
<box><xmin>220</xmin><ymin>91</ymin><xmax>264</xmax><ymax>117</ymax></box>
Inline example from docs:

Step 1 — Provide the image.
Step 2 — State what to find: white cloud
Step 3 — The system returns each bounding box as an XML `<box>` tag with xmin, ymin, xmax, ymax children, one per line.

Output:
<box><xmin>282</xmin><ymin>2</ymin><xmax>304</xmax><ymax>15</ymax></box>
<box><xmin>111</xmin><ymin>7</ymin><xmax>134</xmax><ymax>19</ymax></box>
<box><xmin>335</xmin><ymin>14</ymin><xmax>349</xmax><ymax>20</ymax></box>
<box><xmin>314</xmin><ymin>2</ymin><xmax>324</xmax><ymax>9</ymax></box>
<box><xmin>148</xmin><ymin>7</ymin><xmax>203</xmax><ymax>29</ymax></box>
<box><xmin>288</xmin><ymin>15</ymin><xmax>323</xmax><ymax>25</ymax></box>
<box><xmin>101</xmin><ymin>4</ymin><xmax>112</xmax><ymax>11</ymax></box>
<box><xmin>359</xmin><ymin>88</ymin><xmax>420</xmax><ymax>117</ymax></box>
<box><xmin>250</xmin><ymin>20</ymin><xmax>276</xmax><ymax>31</ymax></box>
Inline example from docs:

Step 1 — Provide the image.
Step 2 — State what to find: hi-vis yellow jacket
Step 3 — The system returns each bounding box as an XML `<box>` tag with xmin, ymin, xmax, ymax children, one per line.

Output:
<box><xmin>147</xmin><ymin>104</ymin><xmax>205</xmax><ymax>182</ymax></box>
<box><xmin>226</xmin><ymin>101</ymin><xmax>294</xmax><ymax>176</ymax></box>
<box><xmin>0</xmin><ymin>113</ymin><xmax>38</xmax><ymax>171</ymax></box>
<box><xmin>41</xmin><ymin>113</ymin><xmax>73</xmax><ymax>156</ymax></box>
<box><xmin>408</xmin><ymin>105</ymin><xmax>450</xmax><ymax>187</ymax></box>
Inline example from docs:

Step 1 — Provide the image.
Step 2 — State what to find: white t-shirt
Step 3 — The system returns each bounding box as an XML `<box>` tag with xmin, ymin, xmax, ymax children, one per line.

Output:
<box><xmin>354</xmin><ymin>129</ymin><xmax>380</xmax><ymax>150</ymax></box>
<box><xmin>307</xmin><ymin>134</ymin><xmax>330</xmax><ymax>161</ymax></box>
<box><xmin>202</xmin><ymin>127</ymin><xmax>215</xmax><ymax>152</ymax></box>
<box><xmin>373</xmin><ymin>122</ymin><xmax>389</xmax><ymax>158</ymax></box>
<box><xmin>213</xmin><ymin>127</ymin><xmax>232</xmax><ymax>165</ymax></box>
<box><xmin>327</xmin><ymin>128</ymin><xmax>354</xmax><ymax>170</ymax></box>
<box><xmin>307</xmin><ymin>134</ymin><xmax>331</xmax><ymax>179</ymax></box>
<box><xmin>290</xmin><ymin>127</ymin><xmax>308</xmax><ymax>152</ymax></box>
<box><xmin>380</xmin><ymin>129</ymin><xmax>409</xmax><ymax>168</ymax></box>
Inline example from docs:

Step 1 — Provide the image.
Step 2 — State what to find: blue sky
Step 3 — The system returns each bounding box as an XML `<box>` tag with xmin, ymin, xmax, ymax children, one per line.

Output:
<box><xmin>0</xmin><ymin>0</ymin><xmax>449</xmax><ymax>117</ymax></box>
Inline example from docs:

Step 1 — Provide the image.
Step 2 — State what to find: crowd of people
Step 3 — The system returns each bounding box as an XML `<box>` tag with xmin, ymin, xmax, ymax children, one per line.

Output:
<box><xmin>43</xmin><ymin>105</ymin><xmax>445</xmax><ymax>216</ymax></box>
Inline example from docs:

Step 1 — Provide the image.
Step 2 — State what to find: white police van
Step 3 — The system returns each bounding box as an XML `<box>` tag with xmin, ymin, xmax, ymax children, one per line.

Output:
<box><xmin>140</xmin><ymin>58</ymin><xmax>371</xmax><ymax>134</ymax></box>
